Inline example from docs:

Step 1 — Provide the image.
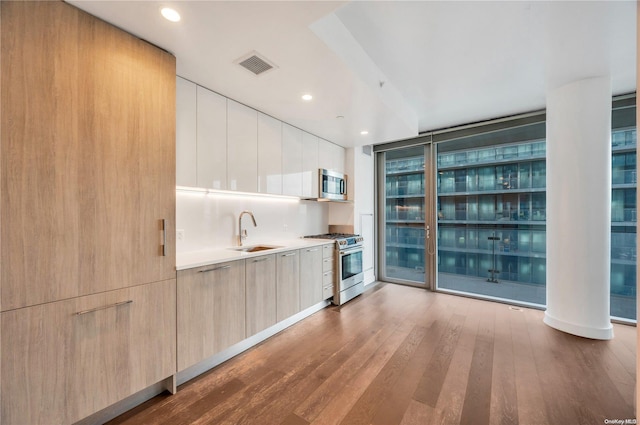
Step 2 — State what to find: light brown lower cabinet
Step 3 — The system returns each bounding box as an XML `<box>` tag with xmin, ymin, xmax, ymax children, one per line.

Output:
<box><xmin>300</xmin><ymin>247</ymin><xmax>323</xmax><ymax>310</ymax></box>
<box><xmin>245</xmin><ymin>254</ymin><xmax>277</xmax><ymax>337</ymax></box>
<box><xmin>322</xmin><ymin>243</ymin><xmax>335</xmax><ymax>300</ymax></box>
<box><xmin>276</xmin><ymin>250</ymin><xmax>300</xmax><ymax>322</ymax></box>
<box><xmin>0</xmin><ymin>279</ymin><xmax>177</xmax><ymax>425</ymax></box>
<box><xmin>177</xmin><ymin>260</ymin><xmax>246</xmax><ymax>371</ymax></box>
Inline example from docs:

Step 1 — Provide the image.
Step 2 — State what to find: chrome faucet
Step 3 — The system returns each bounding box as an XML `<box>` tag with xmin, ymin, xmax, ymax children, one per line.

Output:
<box><xmin>238</xmin><ymin>210</ymin><xmax>257</xmax><ymax>246</ymax></box>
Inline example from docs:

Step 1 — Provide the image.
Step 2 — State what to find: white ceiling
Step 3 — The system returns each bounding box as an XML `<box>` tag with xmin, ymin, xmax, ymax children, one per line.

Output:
<box><xmin>69</xmin><ymin>0</ymin><xmax>636</xmax><ymax>148</ymax></box>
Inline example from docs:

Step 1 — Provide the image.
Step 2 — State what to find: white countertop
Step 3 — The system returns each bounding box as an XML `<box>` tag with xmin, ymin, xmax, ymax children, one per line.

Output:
<box><xmin>176</xmin><ymin>238</ymin><xmax>334</xmax><ymax>270</ymax></box>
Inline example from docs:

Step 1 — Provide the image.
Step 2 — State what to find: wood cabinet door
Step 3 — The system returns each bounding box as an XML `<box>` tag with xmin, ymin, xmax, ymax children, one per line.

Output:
<box><xmin>245</xmin><ymin>254</ymin><xmax>277</xmax><ymax>336</ymax></box>
<box><xmin>276</xmin><ymin>250</ymin><xmax>300</xmax><ymax>322</ymax></box>
<box><xmin>300</xmin><ymin>246</ymin><xmax>323</xmax><ymax>310</ymax></box>
<box><xmin>0</xmin><ymin>1</ymin><xmax>177</xmax><ymax>311</ymax></box>
<box><xmin>177</xmin><ymin>261</ymin><xmax>246</xmax><ymax>371</ymax></box>
<box><xmin>1</xmin><ymin>279</ymin><xmax>176</xmax><ymax>425</ymax></box>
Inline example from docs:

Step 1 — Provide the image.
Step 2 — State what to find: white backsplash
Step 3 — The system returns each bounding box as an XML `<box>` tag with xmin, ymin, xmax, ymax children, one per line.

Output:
<box><xmin>176</xmin><ymin>190</ymin><xmax>329</xmax><ymax>252</ymax></box>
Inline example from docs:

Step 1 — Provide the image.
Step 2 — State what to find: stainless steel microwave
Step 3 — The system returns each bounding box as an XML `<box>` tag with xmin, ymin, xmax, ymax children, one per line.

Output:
<box><xmin>319</xmin><ymin>169</ymin><xmax>347</xmax><ymax>201</ymax></box>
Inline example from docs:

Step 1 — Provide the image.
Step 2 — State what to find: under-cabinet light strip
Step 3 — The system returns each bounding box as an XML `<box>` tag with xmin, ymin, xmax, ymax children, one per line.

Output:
<box><xmin>176</xmin><ymin>186</ymin><xmax>301</xmax><ymax>202</ymax></box>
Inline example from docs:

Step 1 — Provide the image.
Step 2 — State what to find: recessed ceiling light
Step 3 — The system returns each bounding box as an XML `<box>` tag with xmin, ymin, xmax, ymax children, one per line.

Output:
<box><xmin>301</xmin><ymin>94</ymin><xmax>313</xmax><ymax>101</ymax></box>
<box><xmin>336</xmin><ymin>115</ymin><xmax>344</xmax><ymax>119</ymax></box>
<box><xmin>360</xmin><ymin>130</ymin><xmax>369</xmax><ymax>135</ymax></box>
<box><xmin>161</xmin><ymin>7</ymin><xmax>181</xmax><ymax>22</ymax></box>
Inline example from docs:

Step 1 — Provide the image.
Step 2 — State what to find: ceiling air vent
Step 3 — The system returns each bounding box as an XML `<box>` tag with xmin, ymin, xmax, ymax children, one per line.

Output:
<box><xmin>236</xmin><ymin>51</ymin><xmax>277</xmax><ymax>76</ymax></box>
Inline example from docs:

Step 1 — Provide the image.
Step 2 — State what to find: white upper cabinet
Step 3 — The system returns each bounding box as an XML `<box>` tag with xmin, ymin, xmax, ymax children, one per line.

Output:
<box><xmin>318</xmin><ymin>138</ymin><xmax>345</xmax><ymax>174</ymax></box>
<box><xmin>197</xmin><ymin>86</ymin><xmax>227</xmax><ymax>190</ymax></box>
<box><xmin>257</xmin><ymin>113</ymin><xmax>282</xmax><ymax>195</ymax></box>
<box><xmin>334</xmin><ymin>143</ymin><xmax>346</xmax><ymax>174</ymax></box>
<box><xmin>282</xmin><ymin>123</ymin><xmax>302</xmax><ymax>196</ymax></box>
<box><xmin>227</xmin><ymin>100</ymin><xmax>258</xmax><ymax>192</ymax></box>
<box><xmin>176</xmin><ymin>80</ymin><xmax>344</xmax><ymax>196</ymax></box>
<box><xmin>176</xmin><ymin>77</ymin><xmax>197</xmax><ymax>187</ymax></box>
<box><xmin>301</xmin><ymin>132</ymin><xmax>319</xmax><ymax>198</ymax></box>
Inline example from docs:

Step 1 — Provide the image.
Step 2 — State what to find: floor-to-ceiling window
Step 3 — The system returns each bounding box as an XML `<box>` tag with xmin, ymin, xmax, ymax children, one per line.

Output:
<box><xmin>376</xmin><ymin>98</ymin><xmax>636</xmax><ymax>319</ymax></box>
<box><xmin>611</xmin><ymin>96</ymin><xmax>636</xmax><ymax>320</ymax></box>
<box><xmin>436</xmin><ymin>134</ymin><xmax>547</xmax><ymax>306</ymax></box>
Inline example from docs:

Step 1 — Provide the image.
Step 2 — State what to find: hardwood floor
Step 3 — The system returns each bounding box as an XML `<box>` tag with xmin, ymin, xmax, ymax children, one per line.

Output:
<box><xmin>110</xmin><ymin>283</ymin><xmax>636</xmax><ymax>425</ymax></box>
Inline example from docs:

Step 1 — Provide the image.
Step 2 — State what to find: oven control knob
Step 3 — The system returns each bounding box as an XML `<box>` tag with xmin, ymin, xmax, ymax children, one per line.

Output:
<box><xmin>357</xmin><ymin>237</ymin><xmax>363</xmax><ymax>243</ymax></box>
<box><xmin>338</xmin><ymin>240</ymin><xmax>346</xmax><ymax>246</ymax></box>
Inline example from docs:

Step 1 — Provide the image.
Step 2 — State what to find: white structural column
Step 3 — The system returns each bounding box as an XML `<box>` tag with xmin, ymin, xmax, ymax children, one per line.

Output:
<box><xmin>544</xmin><ymin>77</ymin><xmax>613</xmax><ymax>340</ymax></box>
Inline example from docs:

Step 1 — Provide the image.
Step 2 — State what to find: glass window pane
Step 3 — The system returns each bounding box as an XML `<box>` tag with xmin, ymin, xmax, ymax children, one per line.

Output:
<box><xmin>610</xmin><ymin>102</ymin><xmax>636</xmax><ymax>320</ymax></box>
<box><xmin>437</xmin><ymin>139</ymin><xmax>547</xmax><ymax>306</ymax></box>
<box><xmin>478</xmin><ymin>166</ymin><xmax>495</xmax><ymax>191</ymax></box>
<box><xmin>518</xmin><ymin>163</ymin><xmax>531</xmax><ymax>189</ymax></box>
<box><xmin>532</xmin><ymin>161</ymin><xmax>546</xmax><ymax>188</ymax></box>
<box><xmin>438</xmin><ymin>170</ymin><xmax>455</xmax><ymax>193</ymax></box>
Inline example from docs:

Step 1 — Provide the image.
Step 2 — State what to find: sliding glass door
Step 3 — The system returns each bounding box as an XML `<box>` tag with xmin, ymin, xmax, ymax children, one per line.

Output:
<box><xmin>376</xmin><ymin>114</ymin><xmax>547</xmax><ymax>305</ymax></box>
<box><xmin>378</xmin><ymin>145</ymin><xmax>434</xmax><ymax>286</ymax></box>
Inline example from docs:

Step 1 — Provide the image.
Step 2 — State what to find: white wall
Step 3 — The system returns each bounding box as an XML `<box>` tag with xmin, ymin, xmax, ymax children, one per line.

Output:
<box><xmin>353</xmin><ymin>146</ymin><xmax>376</xmax><ymax>284</ymax></box>
<box><xmin>328</xmin><ymin>145</ymin><xmax>376</xmax><ymax>284</ymax></box>
<box><xmin>176</xmin><ymin>190</ymin><xmax>329</xmax><ymax>252</ymax></box>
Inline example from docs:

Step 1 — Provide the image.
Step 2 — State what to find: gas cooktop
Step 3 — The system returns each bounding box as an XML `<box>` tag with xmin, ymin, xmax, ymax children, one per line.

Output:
<box><xmin>304</xmin><ymin>233</ymin><xmax>359</xmax><ymax>240</ymax></box>
<box><xmin>304</xmin><ymin>233</ymin><xmax>364</xmax><ymax>248</ymax></box>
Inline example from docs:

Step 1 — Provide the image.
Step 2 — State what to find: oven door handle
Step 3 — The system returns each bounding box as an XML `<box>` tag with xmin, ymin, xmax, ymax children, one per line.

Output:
<box><xmin>339</xmin><ymin>247</ymin><xmax>363</xmax><ymax>256</ymax></box>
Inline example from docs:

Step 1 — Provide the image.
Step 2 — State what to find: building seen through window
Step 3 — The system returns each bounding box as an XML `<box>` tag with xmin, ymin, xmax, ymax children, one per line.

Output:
<box><xmin>379</xmin><ymin>97</ymin><xmax>636</xmax><ymax>321</ymax></box>
<box><xmin>384</xmin><ymin>147</ymin><xmax>426</xmax><ymax>283</ymax></box>
<box><xmin>611</xmin><ymin>122</ymin><xmax>636</xmax><ymax>320</ymax></box>
<box><xmin>436</xmin><ymin>140</ymin><xmax>547</xmax><ymax>305</ymax></box>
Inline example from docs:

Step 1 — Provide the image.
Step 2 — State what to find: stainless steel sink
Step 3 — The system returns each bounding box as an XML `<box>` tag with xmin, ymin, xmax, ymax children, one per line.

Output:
<box><xmin>229</xmin><ymin>245</ymin><xmax>282</xmax><ymax>253</ymax></box>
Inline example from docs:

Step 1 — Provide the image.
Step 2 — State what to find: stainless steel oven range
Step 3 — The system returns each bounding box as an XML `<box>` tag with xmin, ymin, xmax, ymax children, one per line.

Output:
<box><xmin>304</xmin><ymin>233</ymin><xmax>364</xmax><ymax>305</ymax></box>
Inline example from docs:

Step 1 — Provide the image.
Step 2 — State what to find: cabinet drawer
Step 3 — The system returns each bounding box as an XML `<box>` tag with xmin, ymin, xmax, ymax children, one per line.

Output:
<box><xmin>323</xmin><ymin>270</ymin><xmax>334</xmax><ymax>286</ymax></box>
<box><xmin>322</xmin><ymin>257</ymin><xmax>334</xmax><ymax>272</ymax></box>
<box><xmin>1</xmin><ymin>279</ymin><xmax>176</xmax><ymax>425</ymax></box>
<box><xmin>322</xmin><ymin>284</ymin><xmax>334</xmax><ymax>300</ymax></box>
<box><xmin>322</xmin><ymin>243</ymin><xmax>334</xmax><ymax>259</ymax></box>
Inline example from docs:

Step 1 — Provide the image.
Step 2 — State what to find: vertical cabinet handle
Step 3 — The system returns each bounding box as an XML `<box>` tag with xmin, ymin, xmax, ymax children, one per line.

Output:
<box><xmin>161</xmin><ymin>219</ymin><xmax>167</xmax><ymax>257</ymax></box>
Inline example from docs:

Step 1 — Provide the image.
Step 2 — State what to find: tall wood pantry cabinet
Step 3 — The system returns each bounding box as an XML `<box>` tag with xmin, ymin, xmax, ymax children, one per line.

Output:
<box><xmin>0</xmin><ymin>2</ymin><xmax>177</xmax><ymax>423</ymax></box>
